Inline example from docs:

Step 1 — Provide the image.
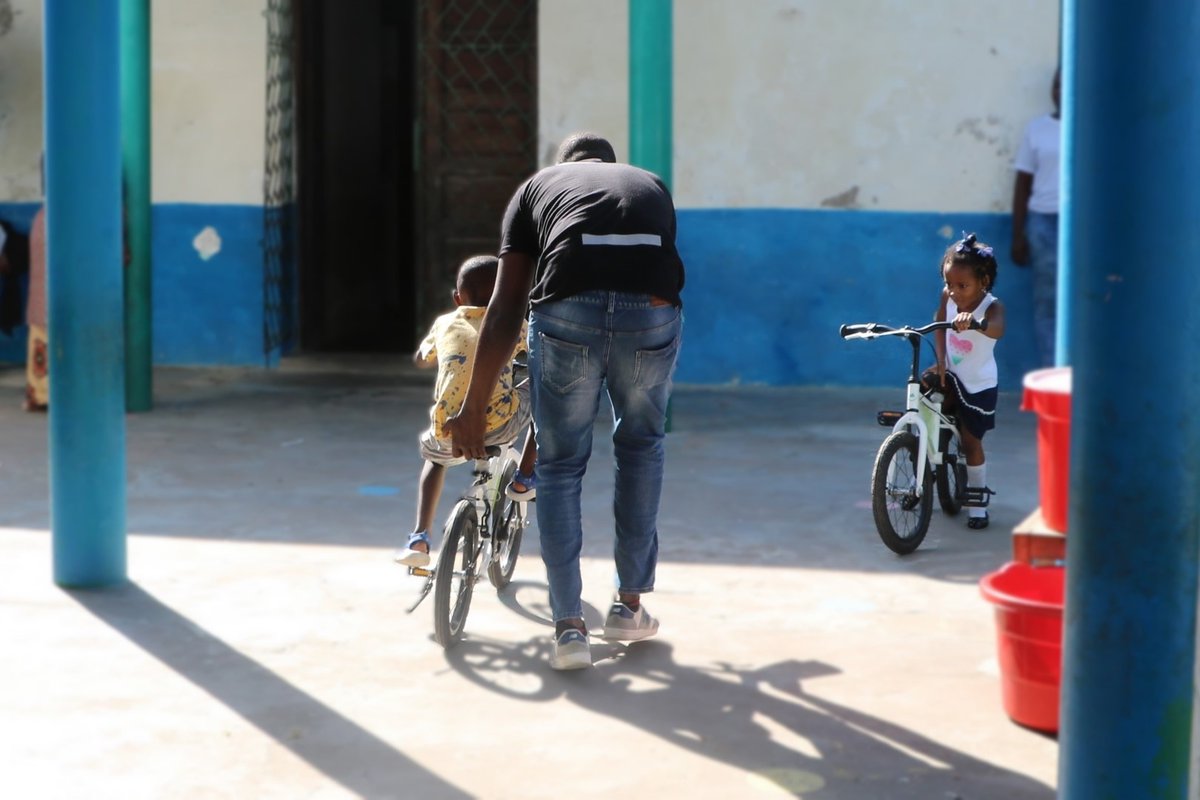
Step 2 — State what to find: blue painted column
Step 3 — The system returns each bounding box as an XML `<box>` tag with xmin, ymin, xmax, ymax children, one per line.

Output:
<box><xmin>44</xmin><ymin>0</ymin><xmax>128</xmax><ymax>587</ymax></box>
<box><xmin>628</xmin><ymin>0</ymin><xmax>672</xmax><ymax>189</ymax></box>
<box><xmin>1058</xmin><ymin>1</ymin><xmax>1200</xmax><ymax>796</ymax></box>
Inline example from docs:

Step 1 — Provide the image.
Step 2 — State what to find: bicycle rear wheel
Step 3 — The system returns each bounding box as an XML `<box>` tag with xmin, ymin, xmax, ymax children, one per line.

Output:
<box><xmin>487</xmin><ymin>477</ymin><xmax>525</xmax><ymax>591</ymax></box>
<box><xmin>433</xmin><ymin>500</ymin><xmax>478</xmax><ymax>648</ymax></box>
<box><xmin>871</xmin><ymin>430</ymin><xmax>933</xmax><ymax>554</ymax></box>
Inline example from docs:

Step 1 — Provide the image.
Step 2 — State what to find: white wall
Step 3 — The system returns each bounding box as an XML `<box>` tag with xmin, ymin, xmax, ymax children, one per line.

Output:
<box><xmin>0</xmin><ymin>0</ymin><xmax>45</xmax><ymax>200</ymax></box>
<box><xmin>152</xmin><ymin>1</ymin><xmax>266</xmax><ymax>204</ymax></box>
<box><xmin>538</xmin><ymin>0</ymin><xmax>1059</xmax><ymax>212</ymax></box>
<box><xmin>538</xmin><ymin>0</ymin><xmax>628</xmax><ymax>168</ymax></box>
<box><xmin>0</xmin><ymin>0</ymin><xmax>267</xmax><ymax>205</ymax></box>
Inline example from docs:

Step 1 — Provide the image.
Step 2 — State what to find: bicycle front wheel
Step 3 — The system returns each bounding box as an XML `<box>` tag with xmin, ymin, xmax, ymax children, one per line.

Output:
<box><xmin>433</xmin><ymin>500</ymin><xmax>478</xmax><ymax>648</ymax></box>
<box><xmin>871</xmin><ymin>430</ymin><xmax>933</xmax><ymax>555</ymax></box>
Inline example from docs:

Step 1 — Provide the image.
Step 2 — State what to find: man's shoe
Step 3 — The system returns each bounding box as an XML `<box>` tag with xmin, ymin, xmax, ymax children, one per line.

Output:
<box><xmin>602</xmin><ymin>602</ymin><xmax>659</xmax><ymax>641</ymax></box>
<box><xmin>550</xmin><ymin>627</ymin><xmax>591</xmax><ymax>670</ymax></box>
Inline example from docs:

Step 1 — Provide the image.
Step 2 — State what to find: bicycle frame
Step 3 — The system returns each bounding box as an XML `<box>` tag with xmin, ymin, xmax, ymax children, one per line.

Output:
<box><xmin>405</xmin><ymin>442</ymin><xmax>520</xmax><ymax>612</ymax></box>
<box><xmin>842</xmin><ymin>320</ymin><xmax>963</xmax><ymax>498</ymax></box>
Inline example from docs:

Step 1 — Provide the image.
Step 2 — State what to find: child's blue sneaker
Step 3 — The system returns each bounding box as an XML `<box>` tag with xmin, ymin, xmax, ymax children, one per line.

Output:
<box><xmin>394</xmin><ymin>531</ymin><xmax>431</xmax><ymax>567</ymax></box>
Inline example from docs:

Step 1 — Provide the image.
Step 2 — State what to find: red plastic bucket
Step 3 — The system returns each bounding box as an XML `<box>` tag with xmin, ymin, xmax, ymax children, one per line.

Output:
<box><xmin>979</xmin><ymin>561</ymin><xmax>1063</xmax><ymax>733</ymax></box>
<box><xmin>1021</xmin><ymin>367</ymin><xmax>1071</xmax><ymax>533</ymax></box>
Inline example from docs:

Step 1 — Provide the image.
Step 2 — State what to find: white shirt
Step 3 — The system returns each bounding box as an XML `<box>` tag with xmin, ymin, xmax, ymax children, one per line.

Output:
<box><xmin>1013</xmin><ymin>114</ymin><xmax>1061</xmax><ymax>214</ymax></box>
<box><xmin>945</xmin><ymin>294</ymin><xmax>998</xmax><ymax>394</ymax></box>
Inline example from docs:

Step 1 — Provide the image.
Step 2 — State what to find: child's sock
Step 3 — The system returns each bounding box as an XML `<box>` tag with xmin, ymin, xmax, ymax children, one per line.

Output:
<box><xmin>967</xmin><ymin>464</ymin><xmax>987</xmax><ymax>518</ymax></box>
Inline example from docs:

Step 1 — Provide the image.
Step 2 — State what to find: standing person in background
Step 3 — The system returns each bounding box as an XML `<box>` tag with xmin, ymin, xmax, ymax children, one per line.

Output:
<box><xmin>1010</xmin><ymin>67</ymin><xmax>1061</xmax><ymax>367</ymax></box>
<box><xmin>0</xmin><ymin>220</ymin><xmax>26</xmax><ymax>342</ymax></box>
<box><xmin>444</xmin><ymin>132</ymin><xmax>684</xmax><ymax>671</ymax></box>
<box><xmin>23</xmin><ymin>206</ymin><xmax>47</xmax><ymax>412</ymax></box>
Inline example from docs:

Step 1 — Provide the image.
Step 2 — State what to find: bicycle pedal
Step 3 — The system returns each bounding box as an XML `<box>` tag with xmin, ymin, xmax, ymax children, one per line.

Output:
<box><xmin>409</xmin><ymin>567</ymin><xmax>432</xmax><ymax>578</ymax></box>
<box><xmin>877</xmin><ymin>410</ymin><xmax>903</xmax><ymax>427</ymax></box>
<box><xmin>961</xmin><ymin>486</ymin><xmax>996</xmax><ymax>508</ymax></box>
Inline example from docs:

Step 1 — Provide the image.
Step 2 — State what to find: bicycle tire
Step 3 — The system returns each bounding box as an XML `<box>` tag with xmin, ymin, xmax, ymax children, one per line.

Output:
<box><xmin>487</xmin><ymin>461</ymin><xmax>524</xmax><ymax>589</ymax></box>
<box><xmin>871</xmin><ymin>430</ymin><xmax>933</xmax><ymax>555</ymax></box>
<box><xmin>433</xmin><ymin>500</ymin><xmax>478</xmax><ymax>648</ymax></box>
<box><xmin>936</xmin><ymin>427</ymin><xmax>965</xmax><ymax>517</ymax></box>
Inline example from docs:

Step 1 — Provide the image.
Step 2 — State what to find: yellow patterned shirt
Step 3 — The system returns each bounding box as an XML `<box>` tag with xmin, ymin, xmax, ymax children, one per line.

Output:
<box><xmin>417</xmin><ymin>306</ymin><xmax>527</xmax><ymax>439</ymax></box>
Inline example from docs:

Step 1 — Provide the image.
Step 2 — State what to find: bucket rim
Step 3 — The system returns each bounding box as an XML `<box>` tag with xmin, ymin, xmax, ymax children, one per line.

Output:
<box><xmin>1022</xmin><ymin>365</ymin><xmax>1072</xmax><ymax>394</ymax></box>
<box><xmin>979</xmin><ymin>562</ymin><xmax>1064</xmax><ymax>613</ymax></box>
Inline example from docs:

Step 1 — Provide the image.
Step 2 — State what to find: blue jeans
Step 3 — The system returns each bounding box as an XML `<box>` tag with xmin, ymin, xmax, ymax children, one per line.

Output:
<box><xmin>1027</xmin><ymin>211</ymin><xmax>1059</xmax><ymax>367</ymax></box>
<box><xmin>528</xmin><ymin>291</ymin><xmax>682</xmax><ymax>622</ymax></box>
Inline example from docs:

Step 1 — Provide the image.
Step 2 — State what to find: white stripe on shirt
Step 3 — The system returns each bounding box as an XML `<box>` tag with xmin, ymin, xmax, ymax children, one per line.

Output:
<box><xmin>581</xmin><ymin>233</ymin><xmax>661</xmax><ymax>247</ymax></box>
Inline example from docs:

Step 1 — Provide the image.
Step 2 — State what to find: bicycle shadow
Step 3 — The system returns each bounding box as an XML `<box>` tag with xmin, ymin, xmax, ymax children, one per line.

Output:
<box><xmin>443</xmin><ymin>636</ymin><xmax>1054</xmax><ymax>798</ymax></box>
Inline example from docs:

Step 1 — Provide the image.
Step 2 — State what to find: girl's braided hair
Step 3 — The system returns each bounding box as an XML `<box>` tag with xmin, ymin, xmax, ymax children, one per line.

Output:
<box><xmin>942</xmin><ymin>231</ymin><xmax>998</xmax><ymax>289</ymax></box>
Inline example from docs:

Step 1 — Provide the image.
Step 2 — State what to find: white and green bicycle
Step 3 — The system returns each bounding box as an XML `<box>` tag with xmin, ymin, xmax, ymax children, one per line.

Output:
<box><xmin>405</xmin><ymin>441</ymin><xmax>531</xmax><ymax>647</ymax></box>
<box><xmin>840</xmin><ymin>318</ymin><xmax>992</xmax><ymax>554</ymax></box>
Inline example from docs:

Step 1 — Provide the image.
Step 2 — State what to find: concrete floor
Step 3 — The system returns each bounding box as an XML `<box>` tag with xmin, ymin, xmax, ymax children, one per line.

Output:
<box><xmin>0</xmin><ymin>357</ymin><xmax>1057</xmax><ymax>799</ymax></box>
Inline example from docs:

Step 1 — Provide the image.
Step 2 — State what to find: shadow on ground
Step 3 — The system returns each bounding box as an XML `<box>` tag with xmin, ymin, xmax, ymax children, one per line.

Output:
<box><xmin>71</xmin><ymin>582</ymin><xmax>472</xmax><ymax>800</ymax></box>
<box><xmin>443</xmin><ymin>635</ymin><xmax>1054</xmax><ymax>799</ymax></box>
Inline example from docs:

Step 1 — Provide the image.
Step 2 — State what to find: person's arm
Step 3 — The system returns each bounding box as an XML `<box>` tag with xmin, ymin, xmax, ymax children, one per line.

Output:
<box><xmin>443</xmin><ymin>252</ymin><xmax>534</xmax><ymax>459</ymax></box>
<box><xmin>413</xmin><ymin>324</ymin><xmax>438</xmax><ymax>368</ymax></box>
<box><xmin>0</xmin><ymin>223</ymin><xmax>9</xmax><ymax>276</ymax></box>
<box><xmin>981</xmin><ymin>298</ymin><xmax>1006</xmax><ymax>340</ymax></box>
<box><xmin>1010</xmin><ymin>170</ymin><xmax>1033</xmax><ymax>266</ymax></box>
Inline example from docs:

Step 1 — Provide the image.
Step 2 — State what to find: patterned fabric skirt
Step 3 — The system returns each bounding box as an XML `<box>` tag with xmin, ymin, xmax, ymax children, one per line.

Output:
<box><xmin>25</xmin><ymin>323</ymin><xmax>48</xmax><ymax>411</ymax></box>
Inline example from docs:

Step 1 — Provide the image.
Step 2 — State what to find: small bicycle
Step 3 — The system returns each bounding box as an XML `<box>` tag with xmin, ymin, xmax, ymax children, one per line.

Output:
<box><xmin>840</xmin><ymin>318</ymin><xmax>992</xmax><ymax>554</ymax></box>
<box><xmin>405</xmin><ymin>440</ymin><xmax>531</xmax><ymax>648</ymax></box>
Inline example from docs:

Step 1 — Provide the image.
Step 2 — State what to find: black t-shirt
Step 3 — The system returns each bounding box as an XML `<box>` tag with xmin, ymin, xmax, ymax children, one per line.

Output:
<box><xmin>499</xmin><ymin>161</ymin><xmax>685</xmax><ymax>307</ymax></box>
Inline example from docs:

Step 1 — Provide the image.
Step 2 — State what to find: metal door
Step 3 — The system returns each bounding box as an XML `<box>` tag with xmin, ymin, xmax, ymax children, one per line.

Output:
<box><xmin>415</xmin><ymin>0</ymin><xmax>536</xmax><ymax>331</ymax></box>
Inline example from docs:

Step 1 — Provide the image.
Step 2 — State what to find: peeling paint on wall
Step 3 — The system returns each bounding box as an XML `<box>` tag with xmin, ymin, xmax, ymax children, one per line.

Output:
<box><xmin>821</xmin><ymin>185</ymin><xmax>860</xmax><ymax>209</ymax></box>
<box><xmin>0</xmin><ymin>2</ymin><xmax>14</xmax><ymax>37</ymax></box>
<box><xmin>193</xmin><ymin>226</ymin><xmax>222</xmax><ymax>260</ymax></box>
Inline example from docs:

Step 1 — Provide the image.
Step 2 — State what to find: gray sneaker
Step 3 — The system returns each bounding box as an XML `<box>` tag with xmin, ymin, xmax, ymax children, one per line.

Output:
<box><xmin>602</xmin><ymin>602</ymin><xmax>659</xmax><ymax>641</ymax></box>
<box><xmin>550</xmin><ymin>628</ymin><xmax>591</xmax><ymax>670</ymax></box>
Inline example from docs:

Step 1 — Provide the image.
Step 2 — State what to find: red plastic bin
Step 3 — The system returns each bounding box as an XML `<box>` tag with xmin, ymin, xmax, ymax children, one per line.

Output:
<box><xmin>1021</xmin><ymin>367</ymin><xmax>1072</xmax><ymax>533</ymax></box>
<box><xmin>978</xmin><ymin>561</ymin><xmax>1064</xmax><ymax>734</ymax></box>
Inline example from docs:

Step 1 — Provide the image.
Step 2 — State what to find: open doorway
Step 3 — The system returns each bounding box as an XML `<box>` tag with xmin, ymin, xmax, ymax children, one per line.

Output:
<box><xmin>295</xmin><ymin>0</ymin><xmax>415</xmax><ymax>353</ymax></box>
<box><xmin>293</xmin><ymin>0</ymin><xmax>536</xmax><ymax>354</ymax></box>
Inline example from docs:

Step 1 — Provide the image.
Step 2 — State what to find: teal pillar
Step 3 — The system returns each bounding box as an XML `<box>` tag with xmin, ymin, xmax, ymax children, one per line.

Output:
<box><xmin>630</xmin><ymin>0</ymin><xmax>673</xmax><ymax>428</ymax></box>
<box><xmin>121</xmin><ymin>0</ymin><xmax>153</xmax><ymax>411</ymax></box>
<box><xmin>1058</xmin><ymin>0</ymin><xmax>1199</xmax><ymax>796</ymax></box>
<box><xmin>44</xmin><ymin>0</ymin><xmax>128</xmax><ymax>587</ymax></box>
<box><xmin>628</xmin><ymin>0</ymin><xmax>672</xmax><ymax>189</ymax></box>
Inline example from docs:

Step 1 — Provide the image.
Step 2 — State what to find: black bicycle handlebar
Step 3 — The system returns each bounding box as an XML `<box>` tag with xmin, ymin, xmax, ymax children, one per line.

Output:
<box><xmin>839</xmin><ymin>317</ymin><xmax>988</xmax><ymax>340</ymax></box>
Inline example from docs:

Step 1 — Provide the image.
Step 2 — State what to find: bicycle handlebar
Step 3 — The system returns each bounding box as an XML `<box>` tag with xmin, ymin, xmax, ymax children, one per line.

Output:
<box><xmin>839</xmin><ymin>317</ymin><xmax>988</xmax><ymax>340</ymax></box>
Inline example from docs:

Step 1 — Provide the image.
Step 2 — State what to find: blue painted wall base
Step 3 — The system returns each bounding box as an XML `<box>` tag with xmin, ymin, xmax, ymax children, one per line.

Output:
<box><xmin>0</xmin><ymin>204</ymin><xmax>1042</xmax><ymax>386</ymax></box>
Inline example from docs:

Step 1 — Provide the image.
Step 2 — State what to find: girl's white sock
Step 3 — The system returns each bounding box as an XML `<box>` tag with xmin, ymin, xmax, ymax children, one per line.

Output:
<box><xmin>967</xmin><ymin>463</ymin><xmax>987</xmax><ymax>518</ymax></box>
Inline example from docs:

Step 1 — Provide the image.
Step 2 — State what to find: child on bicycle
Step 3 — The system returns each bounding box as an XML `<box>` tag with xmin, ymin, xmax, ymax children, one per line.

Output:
<box><xmin>923</xmin><ymin>232</ymin><xmax>1007</xmax><ymax>530</ymax></box>
<box><xmin>395</xmin><ymin>255</ymin><xmax>537</xmax><ymax>567</ymax></box>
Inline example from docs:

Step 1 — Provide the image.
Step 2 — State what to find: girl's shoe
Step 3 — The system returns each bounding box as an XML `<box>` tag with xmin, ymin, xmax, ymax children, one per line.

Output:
<box><xmin>967</xmin><ymin>513</ymin><xmax>990</xmax><ymax>530</ymax></box>
<box><xmin>505</xmin><ymin>470</ymin><xmax>536</xmax><ymax>501</ymax></box>
<box><xmin>394</xmin><ymin>531</ymin><xmax>431</xmax><ymax>567</ymax></box>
